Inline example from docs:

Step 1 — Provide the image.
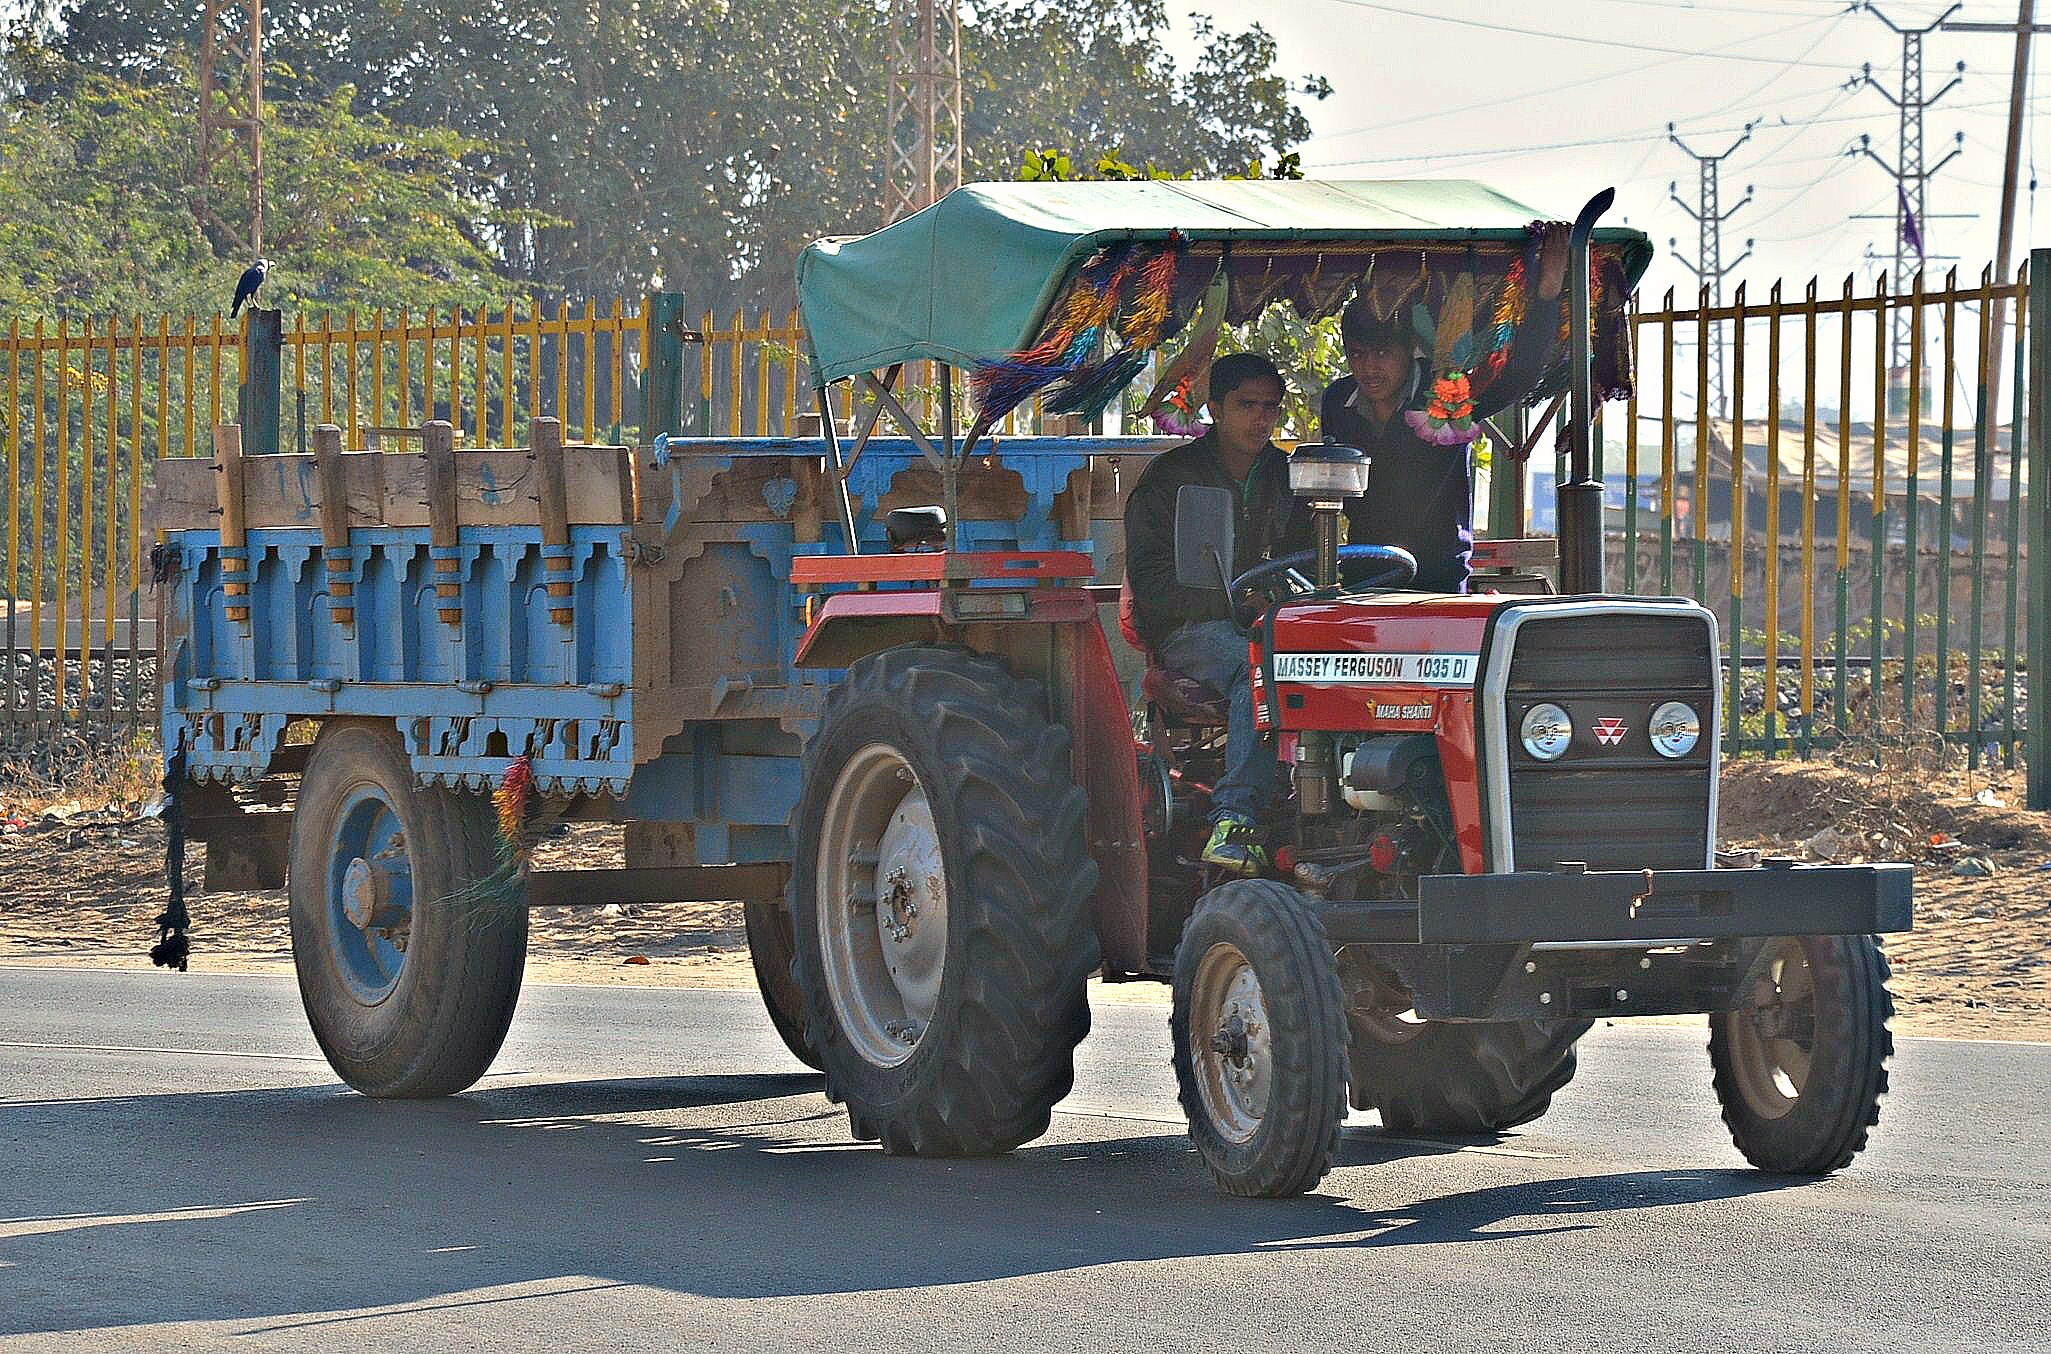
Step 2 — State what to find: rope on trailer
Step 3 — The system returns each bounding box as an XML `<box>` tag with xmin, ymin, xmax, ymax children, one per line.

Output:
<box><xmin>151</xmin><ymin>742</ymin><xmax>191</xmax><ymax>972</ymax></box>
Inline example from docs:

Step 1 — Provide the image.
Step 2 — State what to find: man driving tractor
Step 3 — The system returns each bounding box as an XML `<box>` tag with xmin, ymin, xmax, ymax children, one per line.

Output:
<box><xmin>1122</xmin><ymin>352</ymin><xmax>1302</xmax><ymax>876</ymax></box>
<box><xmin>1123</xmin><ymin>301</ymin><xmax>1479</xmax><ymax>878</ymax></box>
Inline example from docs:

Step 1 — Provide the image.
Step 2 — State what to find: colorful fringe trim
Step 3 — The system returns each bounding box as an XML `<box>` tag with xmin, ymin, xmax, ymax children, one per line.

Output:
<box><xmin>969</xmin><ymin>233</ymin><xmax>1190</xmax><ymax>436</ymax></box>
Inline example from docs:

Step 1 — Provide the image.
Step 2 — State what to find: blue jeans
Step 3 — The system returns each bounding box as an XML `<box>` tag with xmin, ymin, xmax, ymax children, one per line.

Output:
<box><xmin>1158</xmin><ymin>619</ymin><xmax>1275</xmax><ymax>824</ymax></box>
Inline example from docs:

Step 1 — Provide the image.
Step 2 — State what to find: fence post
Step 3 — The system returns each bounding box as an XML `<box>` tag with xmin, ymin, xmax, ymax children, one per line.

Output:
<box><xmin>643</xmin><ymin>291</ymin><xmax>689</xmax><ymax>442</ymax></box>
<box><xmin>241</xmin><ymin>308</ymin><xmax>283</xmax><ymax>454</ymax></box>
<box><xmin>2027</xmin><ymin>250</ymin><xmax>2050</xmax><ymax>808</ymax></box>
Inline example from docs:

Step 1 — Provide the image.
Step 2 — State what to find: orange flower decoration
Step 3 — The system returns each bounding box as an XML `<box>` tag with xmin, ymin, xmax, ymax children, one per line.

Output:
<box><xmin>1429</xmin><ymin>371</ymin><xmax>1474</xmax><ymax>420</ymax></box>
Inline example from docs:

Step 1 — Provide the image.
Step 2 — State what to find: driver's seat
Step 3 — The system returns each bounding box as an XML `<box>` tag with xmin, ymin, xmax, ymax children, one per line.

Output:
<box><xmin>1118</xmin><ymin>581</ymin><xmax>1230</xmax><ymax>727</ymax></box>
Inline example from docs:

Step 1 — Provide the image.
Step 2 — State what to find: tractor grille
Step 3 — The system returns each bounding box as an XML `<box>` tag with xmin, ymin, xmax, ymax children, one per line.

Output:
<box><xmin>1495</xmin><ymin>608</ymin><xmax>1716</xmax><ymax>872</ymax></box>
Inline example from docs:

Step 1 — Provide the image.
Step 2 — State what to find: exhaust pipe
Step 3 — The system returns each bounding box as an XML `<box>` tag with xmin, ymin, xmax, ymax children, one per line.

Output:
<box><xmin>1558</xmin><ymin>188</ymin><xmax>1614</xmax><ymax>595</ymax></box>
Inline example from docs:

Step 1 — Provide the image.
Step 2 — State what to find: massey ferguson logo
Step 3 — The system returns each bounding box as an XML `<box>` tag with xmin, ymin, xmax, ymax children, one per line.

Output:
<box><xmin>1592</xmin><ymin>716</ymin><xmax>1629</xmax><ymax>746</ymax></box>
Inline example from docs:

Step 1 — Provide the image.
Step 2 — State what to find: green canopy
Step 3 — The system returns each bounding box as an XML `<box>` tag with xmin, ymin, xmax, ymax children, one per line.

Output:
<box><xmin>796</xmin><ymin>179</ymin><xmax>1653</xmax><ymax>383</ymax></box>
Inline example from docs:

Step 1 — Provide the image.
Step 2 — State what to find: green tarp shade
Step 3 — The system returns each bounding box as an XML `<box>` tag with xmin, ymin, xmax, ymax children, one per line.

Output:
<box><xmin>796</xmin><ymin>179</ymin><xmax>1653</xmax><ymax>382</ymax></box>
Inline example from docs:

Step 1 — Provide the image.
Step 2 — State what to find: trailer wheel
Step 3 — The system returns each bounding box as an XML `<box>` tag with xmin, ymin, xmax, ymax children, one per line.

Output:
<box><xmin>744</xmin><ymin>901</ymin><xmax>820</xmax><ymax>1070</ymax></box>
<box><xmin>288</xmin><ymin>721</ymin><xmax>528</xmax><ymax>1097</ymax></box>
<box><xmin>1348</xmin><ymin>1012</ymin><xmax>1588</xmax><ymax>1136</ymax></box>
<box><xmin>1171</xmin><ymin>880</ymin><xmax>1348</xmax><ymax>1198</ymax></box>
<box><xmin>790</xmin><ymin>645</ymin><xmax>1098</xmax><ymax>1155</ymax></box>
<box><xmin>1710</xmin><ymin>934</ymin><xmax>1893</xmax><ymax>1173</ymax></box>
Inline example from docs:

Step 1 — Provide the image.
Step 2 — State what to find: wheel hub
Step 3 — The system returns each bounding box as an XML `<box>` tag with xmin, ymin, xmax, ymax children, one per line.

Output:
<box><xmin>1190</xmin><ymin>945</ymin><xmax>1272</xmax><ymax>1144</ymax></box>
<box><xmin>1728</xmin><ymin>940</ymin><xmax>1817</xmax><ymax>1121</ymax></box>
<box><xmin>817</xmin><ymin>744</ymin><xmax>950</xmax><ymax>1068</ymax></box>
<box><xmin>324</xmin><ymin>792</ymin><xmax>415</xmax><ymax>1004</ymax></box>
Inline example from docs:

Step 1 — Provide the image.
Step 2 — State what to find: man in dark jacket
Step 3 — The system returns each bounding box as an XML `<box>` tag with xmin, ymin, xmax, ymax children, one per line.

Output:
<box><xmin>1123</xmin><ymin>352</ymin><xmax>1303</xmax><ymax>875</ymax></box>
<box><xmin>1319</xmin><ymin>298</ymin><xmax>1473</xmax><ymax>591</ymax></box>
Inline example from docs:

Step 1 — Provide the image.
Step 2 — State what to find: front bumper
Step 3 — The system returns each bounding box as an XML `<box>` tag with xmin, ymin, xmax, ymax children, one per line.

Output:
<box><xmin>1316</xmin><ymin>863</ymin><xmax>1913</xmax><ymax>1022</ymax></box>
<box><xmin>1319</xmin><ymin>862</ymin><xmax>1912</xmax><ymax>947</ymax></box>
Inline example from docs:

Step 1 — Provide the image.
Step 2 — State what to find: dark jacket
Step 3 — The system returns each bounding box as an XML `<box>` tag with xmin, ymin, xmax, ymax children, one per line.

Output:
<box><xmin>1320</xmin><ymin>375</ymin><xmax>1473</xmax><ymax>591</ymax></box>
<box><xmin>1123</xmin><ymin>432</ymin><xmax>1305</xmax><ymax>651</ymax></box>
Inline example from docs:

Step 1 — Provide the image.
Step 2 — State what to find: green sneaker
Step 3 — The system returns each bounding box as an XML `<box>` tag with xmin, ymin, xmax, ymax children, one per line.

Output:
<box><xmin>1201</xmin><ymin>816</ymin><xmax>1269</xmax><ymax>877</ymax></box>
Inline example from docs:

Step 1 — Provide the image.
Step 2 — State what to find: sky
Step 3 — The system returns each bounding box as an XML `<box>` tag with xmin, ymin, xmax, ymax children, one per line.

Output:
<box><xmin>1174</xmin><ymin>0</ymin><xmax>2044</xmax><ymax>305</ymax></box>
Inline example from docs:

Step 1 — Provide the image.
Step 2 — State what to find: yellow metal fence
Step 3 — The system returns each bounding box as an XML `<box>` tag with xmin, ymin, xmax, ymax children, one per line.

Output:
<box><xmin>1620</xmin><ymin>269</ymin><xmax>2031</xmax><ymax>763</ymax></box>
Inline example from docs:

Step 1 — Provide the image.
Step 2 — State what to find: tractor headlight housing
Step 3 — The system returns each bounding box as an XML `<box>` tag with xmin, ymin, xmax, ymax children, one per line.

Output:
<box><xmin>1649</xmin><ymin>700</ymin><xmax>1702</xmax><ymax>759</ymax></box>
<box><xmin>1286</xmin><ymin>442</ymin><xmax>1372</xmax><ymax>500</ymax></box>
<box><xmin>1520</xmin><ymin>702</ymin><xmax>1572</xmax><ymax>761</ymax></box>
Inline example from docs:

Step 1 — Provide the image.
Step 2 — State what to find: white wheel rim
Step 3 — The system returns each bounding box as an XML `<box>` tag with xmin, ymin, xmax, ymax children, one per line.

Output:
<box><xmin>1728</xmin><ymin>939</ymin><xmax>1816</xmax><ymax>1121</ymax></box>
<box><xmin>816</xmin><ymin>743</ymin><xmax>949</xmax><ymax>1069</ymax></box>
<box><xmin>1189</xmin><ymin>942</ymin><xmax>1273</xmax><ymax>1144</ymax></box>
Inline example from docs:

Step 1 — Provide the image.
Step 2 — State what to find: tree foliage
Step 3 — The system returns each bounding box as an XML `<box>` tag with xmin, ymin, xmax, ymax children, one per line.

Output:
<box><xmin>0</xmin><ymin>55</ymin><xmax>520</xmax><ymax>321</ymax></box>
<box><xmin>21</xmin><ymin>0</ymin><xmax>1326</xmax><ymax>313</ymax></box>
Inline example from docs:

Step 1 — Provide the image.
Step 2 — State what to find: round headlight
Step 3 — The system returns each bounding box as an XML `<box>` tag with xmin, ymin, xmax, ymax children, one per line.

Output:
<box><xmin>1649</xmin><ymin>700</ymin><xmax>1701</xmax><ymax>759</ymax></box>
<box><xmin>1286</xmin><ymin>442</ymin><xmax>1372</xmax><ymax>500</ymax></box>
<box><xmin>1520</xmin><ymin>703</ymin><xmax>1572</xmax><ymax>761</ymax></box>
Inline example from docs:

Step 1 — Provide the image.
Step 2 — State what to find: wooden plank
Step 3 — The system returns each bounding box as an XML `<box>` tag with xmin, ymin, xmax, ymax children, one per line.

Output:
<box><xmin>148</xmin><ymin>448</ymin><xmax>384</xmax><ymax>532</ymax></box>
<box><xmin>312</xmin><ymin>424</ymin><xmax>354</xmax><ymax>625</ymax></box>
<box><xmin>147</xmin><ymin>443</ymin><xmax>633</xmax><ymax>530</ymax></box>
<box><xmin>532</xmin><ymin>416</ymin><xmax>573</xmax><ymax>624</ymax></box>
<box><xmin>214</xmin><ymin>424</ymin><xmax>249</xmax><ymax>624</ymax></box>
<box><xmin>423</xmin><ymin>420</ymin><xmax>461</xmax><ymax>625</ymax></box>
<box><xmin>381</xmin><ymin>445</ymin><xmax>633</xmax><ymax>526</ymax></box>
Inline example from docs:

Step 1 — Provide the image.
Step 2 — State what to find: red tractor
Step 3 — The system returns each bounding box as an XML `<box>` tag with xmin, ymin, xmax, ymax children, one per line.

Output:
<box><xmin>781</xmin><ymin>182</ymin><xmax>1909</xmax><ymax>1197</ymax></box>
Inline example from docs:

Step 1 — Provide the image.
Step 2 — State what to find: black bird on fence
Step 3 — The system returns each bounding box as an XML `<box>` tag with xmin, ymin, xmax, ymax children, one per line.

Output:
<box><xmin>230</xmin><ymin>259</ymin><xmax>268</xmax><ymax>318</ymax></box>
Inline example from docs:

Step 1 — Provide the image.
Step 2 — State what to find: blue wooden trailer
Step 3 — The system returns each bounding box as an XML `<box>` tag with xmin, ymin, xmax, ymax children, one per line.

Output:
<box><xmin>151</xmin><ymin>409</ymin><xmax>1171</xmax><ymax>1090</ymax></box>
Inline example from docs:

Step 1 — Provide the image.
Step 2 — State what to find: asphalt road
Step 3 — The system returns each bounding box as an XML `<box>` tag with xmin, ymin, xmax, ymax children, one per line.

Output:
<box><xmin>1</xmin><ymin>966</ymin><xmax>2046</xmax><ymax>1352</ymax></box>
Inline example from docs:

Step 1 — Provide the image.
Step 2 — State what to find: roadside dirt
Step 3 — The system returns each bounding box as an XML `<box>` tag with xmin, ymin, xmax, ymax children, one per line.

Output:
<box><xmin>1</xmin><ymin>755</ymin><xmax>2045</xmax><ymax>1037</ymax></box>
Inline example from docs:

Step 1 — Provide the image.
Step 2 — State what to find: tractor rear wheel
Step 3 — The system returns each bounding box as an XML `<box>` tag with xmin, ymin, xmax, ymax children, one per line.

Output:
<box><xmin>744</xmin><ymin>900</ymin><xmax>820</xmax><ymax>1070</ymax></box>
<box><xmin>1348</xmin><ymin>1010</ymin><xmax>1588</xmax><ymax>1136</ymax></box>
<box><xmin>1710</xmin><ymin>934</ymin><xmax>1893</xmax><ymax>1173</ymax></box>
<box><xmin>1172</xmin><ymin>880</ymin><xmax>1349</xmax><ymax>1198</ymax></box>
<box><xmin>789</xmin><ymin>645</ymin><xmax>1099</xmax><ymax>1155</ymax></box>
<box><xmin>288</xmin><ymin>721</ymin><xmax>527</xmax><ymax>1097</ymax></box>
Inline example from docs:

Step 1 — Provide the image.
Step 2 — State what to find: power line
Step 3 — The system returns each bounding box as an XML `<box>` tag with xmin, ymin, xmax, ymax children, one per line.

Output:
<box><xmin>1311</xmin><ymin>0</ymin><xmax>1859</xmax><ymax>68</ymax></box>
<box><xmin>1308</xmin><ymin>14</ymin><xmax>1844</xmax><ymax>145</ymax></box>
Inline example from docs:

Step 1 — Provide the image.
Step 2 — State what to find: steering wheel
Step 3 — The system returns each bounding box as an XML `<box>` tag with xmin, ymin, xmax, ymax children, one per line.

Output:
<box><xmin>1229</xmin><ymin>543</ymin><xmax>1418</xmax><ymax>615</ymax></box>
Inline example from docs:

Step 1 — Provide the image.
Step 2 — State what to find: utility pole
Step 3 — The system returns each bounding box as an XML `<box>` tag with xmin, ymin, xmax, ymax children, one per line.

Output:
<box><xmin>1852</xmin><ymin>2</ymin><xmax>1967</xmax><ymax>390</ymax></box>
<box><xmin>1668</xmin><ymin>122</ymin><xmax>1755</xmax><ymax>413</ymax></box>
<box><xmin>195</xmin><ymin>0</ymin><xmax>264</xmax><ymax>258</ymax></box>
<box><xmin>1942</xmin><ymin>3</ymin><xmax>2050</xmax><ymax>420</ymax></box>
<box><xmin>885</xmin><ymin>0</ymin><xmax>963</xmax><ymax>223</ymax></box>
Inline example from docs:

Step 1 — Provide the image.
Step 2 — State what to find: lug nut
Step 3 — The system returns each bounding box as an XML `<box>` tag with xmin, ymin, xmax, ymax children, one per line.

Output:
<box><xmin>1539</xmin><ymin>992</ymin><xmax>1552</xmax><ymax>1005</ymax></box>
<box><xmin>1524</xmin><ymin>960</ymin><xmax>1537</xmax><ymax>974</ymax></box>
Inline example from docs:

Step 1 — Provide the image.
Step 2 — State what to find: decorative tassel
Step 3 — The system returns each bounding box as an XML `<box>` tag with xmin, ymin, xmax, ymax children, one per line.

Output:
<box><xmin>449</xmin><ymin>755</ymin><xmax>558</xmax><ymax>924</ymax></box>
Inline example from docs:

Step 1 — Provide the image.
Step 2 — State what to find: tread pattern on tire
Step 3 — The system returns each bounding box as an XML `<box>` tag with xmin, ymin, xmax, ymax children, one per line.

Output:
<box><xmin>1171</xmin><ymin>879</ymin><xmax>1349</xmax><ymax>1198</ymax></box>
<box><xmin>1349</xmin><ymin>1015</ymin><xmax>1589</xmax><ymax>1136</ymax></box>
<box><xmin>1709</xmin><ymin>934</ymin><xmax>1894</xmax><ymax>1174</ymax></box>
<box><xmin>791</xmin><ymin>645</ymin><xmax>1099</xmax><ymax>1156</ymax></box>
<box><xmin>290</xmin><ymin>720</ymin><xmax>527</xmax><ymax>1098</ymax></box>
<box><xmin>744</xmin><ymin>900</ymin><xmax>821</xmax><ymax>1070</ymax></box>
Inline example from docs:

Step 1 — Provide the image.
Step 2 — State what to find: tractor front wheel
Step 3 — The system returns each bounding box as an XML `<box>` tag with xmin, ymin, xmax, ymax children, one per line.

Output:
<box><xmin>1172</xmin><ymin>880</ymin><xmax>1349</xmax><ymax>1198</ymax></box>
<box><xmin>1710</xmin><ymin>934</ymin><xmax>1894</xmax><ymax>1173</ymax></box>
